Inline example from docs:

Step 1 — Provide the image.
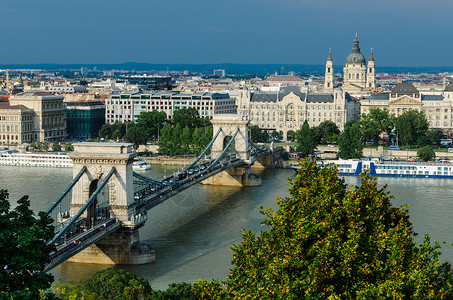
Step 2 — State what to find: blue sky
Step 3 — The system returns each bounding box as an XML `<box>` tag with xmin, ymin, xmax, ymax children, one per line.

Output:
<box><xmin>0</xmin><ymin>0</ymin><xmax>452</xmax><ymax>66</ymax></box>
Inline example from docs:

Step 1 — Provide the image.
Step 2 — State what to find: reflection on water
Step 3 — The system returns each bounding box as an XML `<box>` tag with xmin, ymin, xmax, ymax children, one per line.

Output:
<box><xmin>1</xmin><ymin>165</ymin><xmax>453</xmax><ymax>290</ymax></box>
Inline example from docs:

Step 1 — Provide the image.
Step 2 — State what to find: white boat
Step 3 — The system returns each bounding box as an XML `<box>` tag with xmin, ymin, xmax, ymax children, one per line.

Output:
<box><xmin>292</xmin><ymin>158</ymin><xmax>453</xmax><ymax>179</ymax></box>
<box><xmin>0</xmin><ymin>149</ymin><xmax>73</xmax><ymax>168</ymax></box>
<box><xmin>132</xmin><ymin>157</ymin><xmax>151</xmax><ymax>170</ymax></box>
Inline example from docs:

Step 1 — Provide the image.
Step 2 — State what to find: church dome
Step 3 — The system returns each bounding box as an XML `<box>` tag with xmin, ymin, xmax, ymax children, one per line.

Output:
<box><xmin>346</xmin><ymin>35</ymin><xmax>366</xmax><ymax>65</ymax></box>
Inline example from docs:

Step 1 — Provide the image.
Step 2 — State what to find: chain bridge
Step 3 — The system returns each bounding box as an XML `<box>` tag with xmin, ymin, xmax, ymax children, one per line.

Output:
<box><xmin>43</xmin><ymin>115</ymin><xmax>282</xmax><ymax>271</ymax></box>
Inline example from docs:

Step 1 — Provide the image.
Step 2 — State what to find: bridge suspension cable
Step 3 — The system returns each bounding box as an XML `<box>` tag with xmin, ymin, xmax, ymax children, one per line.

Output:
<box><xmin>49</xmin><ymin>167</ymin><xmax>117</xmax><ymax>245</ymax></box>
<box><xmin>46</xmin><ymin>166</ymin><xmax>87</xmax><ymax>215</ymax></box>
<box><xmin>184</xmin><ymin>127</ymin><xmax>223</xmax><ymax>171</ymax></box>
<box><xmin>206</xmin><ymin>128</ymin><xmax>240</xmax><ymax>171</ymax></box>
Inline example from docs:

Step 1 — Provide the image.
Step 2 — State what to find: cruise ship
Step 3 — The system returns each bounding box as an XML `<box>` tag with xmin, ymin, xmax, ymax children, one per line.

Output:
<box><xmin>0</xmin><ymin>149</ymin><xmax>73</xmax><ymax>168</ymax></box>
<box><xmin>292</xmin><ymin>159</ymin><xmax>453</xmax><ymax>179</ymax></box>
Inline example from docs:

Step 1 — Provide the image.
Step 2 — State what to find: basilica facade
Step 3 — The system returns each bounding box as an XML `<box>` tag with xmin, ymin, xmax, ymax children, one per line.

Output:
<box><xmin>325</xmin><ymin>34</ymin><xmax>376</xmax><ymax>97</ymax></box>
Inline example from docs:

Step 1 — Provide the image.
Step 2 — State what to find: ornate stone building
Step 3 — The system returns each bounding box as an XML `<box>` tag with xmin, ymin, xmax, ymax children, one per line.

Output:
<box><xmin>0</xmin><ymin>102</ymin><xmax>34</xmax><ymax>145</ymax></box>
<box><xmin>9</xmin><ymin>91</ymin><xmax>66</xmax><ymax>142</ymax></box>
<box><xmin>237</xmin><ymin>86</ymin><xmax>361</xmax><ymax>140</ymax></box>
<box><xmin>361</xmin><ymin>82</ymin><xmax>453</xmax><ymax>131</ymax></box>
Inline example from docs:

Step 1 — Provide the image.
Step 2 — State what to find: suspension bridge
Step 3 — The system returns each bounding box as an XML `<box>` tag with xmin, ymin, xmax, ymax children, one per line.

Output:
<box><xmin>43</xmin><ymin>115</ymin><xmax>283</xmax><ymax>271</ymax></box>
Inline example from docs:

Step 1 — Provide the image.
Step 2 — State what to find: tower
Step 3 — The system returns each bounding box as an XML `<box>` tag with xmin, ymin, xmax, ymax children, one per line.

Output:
<box><xmin>324</xmin><ymin>49</ymin><xmax>334</xmax><ymax>91</ymax></box>
<box><xmin>366</xmin><ymin>48</ymin><xmax>376</xmax><ymax>89</ymax></box>
<box><xmin>343</xmin><ymin>33</ymin><xmax>367</xmax><ymax>89</ymax></box>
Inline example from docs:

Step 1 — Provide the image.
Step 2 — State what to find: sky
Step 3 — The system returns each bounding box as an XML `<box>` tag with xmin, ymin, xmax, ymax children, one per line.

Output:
<box><xmin>0</xmin><ymin>0</ymin><xmax>452</xmax><ymax>67</ymax></box>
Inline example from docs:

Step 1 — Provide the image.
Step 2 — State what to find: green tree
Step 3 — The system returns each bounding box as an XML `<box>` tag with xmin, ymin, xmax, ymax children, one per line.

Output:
<box><xmin>172</xmin><ymin>107</ymin><xmax>205</xmax><ymax>129</ymax></box>
<box><xmin>286</xmin><ymin>130</ymin><xmax>296</xmax><ymax>142</ymax></box>
<box><xmin>191</xmin><ymin>127</ymin><xmax>204</xmax><ymax>155</ymax></box>
<box><xmin>125</xmin><ymin>123</ymin><xmax>148</xmax><ymax>149</ymax></box>
<box><xmin>40</xmin><ymin>141</ymin><xmax>50</xmax><ymax>152</ymax></box>
<box><xmin>51</xmin><ymin>141</ymin><xmax>61</xmax><ymax>152</ymax></box>
<box><xmin>171</xmin><ymin>124</ymin><xmax>183</xmax><ymax>155</ymax></box>
<box><xmin>157</xmin><ymin>124</ymin><xmax>174</xmax><ymax>155</ymax></box>
<box><xmin>358</xmin><ymin>113</ymin><xmax>381</xmax><ymax>144</ymax></box>
<box><xmin>54</xmin><ymin>268</ymin><xmax>152</xmax><ymax>300</ymax></box>
<box><xmin>180</xmin><ymin>126</ymin><xmax>192</xmax><ymax>154</ymax></box>
<box><xmin>112</xmin><ymin>129</ymin><xmax>122</xmax><ymax>141</ymax></box>
<box><xmin>0</xmin><ymin>190</ymin><xmax>55</xmax><ymax>299</ymax></box>
<box><xmin>395</xmin><ymin>110</ymin><xmax>429</xmax><ymax>147</ymax></box>
<box><xmin>250</xmin><ymin>125</ymin><xmax>268</xmax><ymax>143</ymax></box>
<box><xmin>337</xmin><ymin>121</ymin><xmax>363</xmax><ymax>159</ymax></box>
<box><xmin>64</xmin><ymin>142</ymin><xmax>74</xmax><ymax>151</ymax></box>
<box><xmin>224</xmin><ymin>160</ymin><xmax>453</xmax><ymax>299</ymax></box>
<box><xmin>295</xmin><ymin>121</ymin><xmax>316</xmax><ymax>157</ymax></box>
<box><xmin>136</xmin><ymin>110</ymin><xmax>167</xmax><ymax>141</ymax></box>
<box><xmin>313</xmin><ymin>120</ymin><xmax>340</xmax><ymax>144</ymax></box>
<box><xmin>425</xmin><ymin>129</ymin><xmax>444</xmax><ymax>146</ymax></box>
<box><xmin>417</xmin><ymin>145</ymin><xmax>436</xmax><ymax>161</ymax></box>
<box><xmin>99</xmin><ymin>123</ymin><xmax>112</xmax><ymax>139</ymax></box>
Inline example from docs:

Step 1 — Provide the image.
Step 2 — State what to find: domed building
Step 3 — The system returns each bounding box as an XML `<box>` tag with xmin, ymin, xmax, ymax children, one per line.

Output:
<box><xmin>324</xmin><ymin>34</ymin><xmax>375</xmax><ymax>97</ymax></box>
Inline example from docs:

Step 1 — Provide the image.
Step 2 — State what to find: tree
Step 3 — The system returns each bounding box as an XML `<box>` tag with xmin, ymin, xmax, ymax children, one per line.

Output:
<box><xmin>358</xmin><ymin>113</ymin><xmax>381</xmax><ymax>144</ymax></box>
<box><xmin>135</xmin><ymin>110</ymin><xmax>167</xmax><ymax>141</ymax></box>
<box><xmin>295</xmin><ymin>121</ymin><xmax>316</xmax><ymax>157</ymax></box>
<box><xmin>99</xmin><ymin>123</ymin><xmax>112</xmax><ymax>139</ymax></box>
<box><xmin>125</xmin><ymin>123</ymin><xmax>148</xmax><ymax>149</ymax></box>
<box><xmin>112</xmin><ymin>129</ymin><xmax>122</xmax><ymax>142</ymax></box>
<box><xmin>395</xmin><ymin>110</ymin><xmax>429</xmax><ymax>147</ymax></box>
<box><xmin>313</xmin><ymin>120</ymin><xmax>340</xmax><ymax>144</ymax></box>
<box><xmin>51</xmin><ymin>141</ymin><xmax>61</xmax><ymax>152</ymax></box>
<box><xmin>172</xmin><ymin>107</ymin><xmax>205</xmax><ymax>129</ymax></box>
<box><xmin>0</xmin><ymin>190</ymin><xmax>55</xmax><ymax>299</ymax></box>
<box><xmin>64</xmin><ymin>142</ymin><xmax>74</xmax><ymax>152</ymax></box>
<box><xmin>250</xmin><ymin>125</ymin><xmax>268</xmax><ymax>143</ymax></box>
<box><xmin>180</xmin><ymin>126</ymin><xmax>192</xmax><ymax>154</ymax></box>
<box><xmin>425</xmin><ymin>129</ymin><xmax>444</xmax><ymax>146</ymax></box>
<box><xmin>337</xmin><ymin>121</ymin><xmax>363</xmax><ymax>159</ymax></box>
<box><xmin>417</xmin><ymin>145</ymin><xmax>436</xmax><ymax>161</ymax></box>
<box><xmin>157</xmin><ymin>124</ymin><xmax>174</xmax><ymax>155</ymax></box>
<box><xmin>224</xmin><ymin>160</ymin><xmax>453</xmax><ymax>299</ymax></box>
<box><xmin>54</xmin><ymin>268</ymin><xmax>152</xmax><ymax>299</ymax></box>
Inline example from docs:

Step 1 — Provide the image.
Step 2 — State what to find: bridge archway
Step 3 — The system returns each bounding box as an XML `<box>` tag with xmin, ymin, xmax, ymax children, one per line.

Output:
<box><xmin>223</xmin><ymin>135</ymin><xmax>236</xmax><ymax>155</ymax></box>
<box><xmin>211</xmin><ymin>114</ymin><xmax>249</xmax><ymax>161</ymax></box>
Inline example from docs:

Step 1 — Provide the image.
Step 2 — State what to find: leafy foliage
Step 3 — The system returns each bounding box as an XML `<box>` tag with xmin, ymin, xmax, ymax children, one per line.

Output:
<box><xmin>296</xmin><ymin>121</ymin><xmax>316</xmax><ymax>157</ymax></box>
<box><xmin>250</xmin><ymin>125</ymin><xmax>268</xmax><ymax>143</ymax></box>
<box><xmin>135</xmin><ymin>110</ymin><xmax>167</xmax><ymax>141</ymax></box>
<box><xmin>313</xmin><ymin>120</ymin><xmax>340</xmax><ymax>144</ymax></box>
<box><xmin>158</xmin><ymin>124</ymin><xmax>213</xmax><ymax>155</ymax></box>
<box><xmin>54</xmin><ymin>268</ymin><xmax>152</xmax><ymax>300</ymax></box>
<box><xmin>0</xmin><ymin>190</ymin><xmax>55</xmax><ymax>299</ymax></box>
<box><xmin>358</xmin><ymin>108</ymin><xmax>395</xmax><ymax>144</ymax></box>
<box><xmin>395</xmin><ymin>110</ymin><xmax>429</xmax><ymax>147</ymax></box>
<box><xmin>64</xmin><ymin>142</ymin><xmax>74</xmax><ymax>151</ymax></box>
<box><xmin>124</xmin><ymin>123</ymin><xmax>148</xmax><ymax>149</ymax></box>
<box><xmin>224</xmin><ymin>160</ymin><xmax>453</xmax><ymax>299</ymax></box>
<box><xmin>52</xmin><ymin>142</ymin><xmax>61</xmax><ymax>152</ymax></box>
<box><xmin>172</xmin><ymin>107</ymin><xmax>210</xmax><ymax>129</ymax></box>
<box><xmin>99</xmin><ymin>121</ymin><xmax>126</xmax><ymax>140</ymax></box>
<box><xmin>425</xmin><ymin>129</ymin><xmax>444</xmax><ymax>146</ymax></box>
<box><xmin>417</xmin><ymin>145</ymin><xmax>436</xmax><ymax>162</ymax></box>
<box><xmin>337</xmin><ymin>121</ymin><xmax>363</xmax><ymax>159</ymax></box>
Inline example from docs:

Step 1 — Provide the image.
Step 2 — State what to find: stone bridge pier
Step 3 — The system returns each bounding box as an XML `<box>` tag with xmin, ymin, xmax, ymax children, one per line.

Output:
<box><xmin>251</xmin><ymin>144</ymin><xmax>285</xmax><ymax>169</ymax></box>
<box><xmin>67</xmin><ymin>142</ymin><xmax>155</xmax><ymax>265</ymax></box>
<box><xmin>202</xmin><ymin>114</ymin><xmax>268</xmax><ymax>186</ymax></box>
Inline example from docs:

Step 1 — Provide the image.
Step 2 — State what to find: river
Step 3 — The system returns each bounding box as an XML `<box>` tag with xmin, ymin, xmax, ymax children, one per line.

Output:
<box><xmin>1</xmin><ymin>165</ymin><xmax>453</xmax><ymax>290</ymax></box>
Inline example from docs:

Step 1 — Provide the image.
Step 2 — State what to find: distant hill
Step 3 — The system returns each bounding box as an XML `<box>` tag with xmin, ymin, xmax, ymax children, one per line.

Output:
<box><xmin>0</xmin><ymin>62</ymin><xmax>452</xmax><ymax>75</ymax></box>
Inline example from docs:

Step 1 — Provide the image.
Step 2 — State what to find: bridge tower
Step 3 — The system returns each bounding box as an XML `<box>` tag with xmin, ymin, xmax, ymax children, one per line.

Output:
<box><xmin>204</xmin><ymin>114</ymin><xmax>262</xmax><ymax>186</ymax></box>
<box><xmin>211</xmin><ymin>114</ymin><xmax>250</xmax><ymax>162</ymax></box>
<box><xmin>67</xmin><ymin>142</ymin><xmax>155</xmax><ymax>265</ymax></box>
